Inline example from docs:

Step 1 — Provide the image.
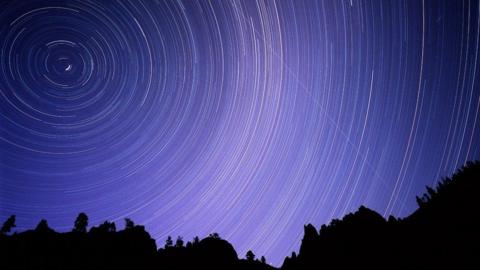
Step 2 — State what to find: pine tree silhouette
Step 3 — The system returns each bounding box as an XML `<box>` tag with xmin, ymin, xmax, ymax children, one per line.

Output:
<box><xmin>73</xmin><ymin>213</ymin><xmax>88</xmax><ymax>233</ymax></box>
<box><xmin>0</xmin><ymin>215</ymin><xmax>15</xmax><ymax>235</ymax></box>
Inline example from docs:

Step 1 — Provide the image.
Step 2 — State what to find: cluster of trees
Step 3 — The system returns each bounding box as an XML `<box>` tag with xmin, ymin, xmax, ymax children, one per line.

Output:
<box><xmin>0</xmin><ymin>212</ymin><xmax>270</xmax><ymax>266</ymax></box>
<box><xmin>246</xmin><ymin>250</ymin><xmax>267</xmax><ymax>264</ymax></box>
<box><xmin>0</xmin><ymin>212</ymin><xmax>136</xmax><ymax>236</ymax></box>
<box><xmin>160</xmin><ymin>232</ymin><xmax>268</xmax><ymax>264</ymax></box>
<box><xmin>415</xmin><ymin>176</ymin><xmax>453</xmax><ymax>207</ymax></box>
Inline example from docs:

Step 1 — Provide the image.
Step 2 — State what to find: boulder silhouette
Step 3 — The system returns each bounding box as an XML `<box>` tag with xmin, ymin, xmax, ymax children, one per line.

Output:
<box><xmin>194</xmin><ymin>236</ymin><xmax>238</xmax><ymax>269</ymax></box>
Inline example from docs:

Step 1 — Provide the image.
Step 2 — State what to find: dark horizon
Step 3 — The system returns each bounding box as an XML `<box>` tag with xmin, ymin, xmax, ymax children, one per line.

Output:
<box><xmin>1</xmin><ymin>160</ymin><xmax>479</xmax><ymax>269</ymax></box>
<box><xmin>1</xmin><ymin>160</ymin><xmax>476</xmax><ymax>267</ymax></box>
<box><xmin>1</xmin><ymin>0</ymin><xmax>480</xmax><ymax>266</ymax></box>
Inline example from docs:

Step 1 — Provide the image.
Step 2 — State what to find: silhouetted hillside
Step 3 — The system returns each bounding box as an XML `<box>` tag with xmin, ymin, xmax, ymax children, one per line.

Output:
<box><xmin>0</xmin><ymin>218</ymin><xmax>157</xmax><ymax>269</ymax></box>
<box><xmin>0</xmin><ymin>161</ymin><xmax>478</xmax><ymax>269</ymax></box>
<box><xmin>282</xmin><ymin>160</ymin><xmax>480</xmax><ymax>269</ymax></box>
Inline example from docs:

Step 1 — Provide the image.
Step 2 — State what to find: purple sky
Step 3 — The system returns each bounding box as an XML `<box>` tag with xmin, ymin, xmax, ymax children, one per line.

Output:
<box><xmin>1</xmin><ymin>0</ymin><xmax>480</xmax><ymax>266</ymax></box>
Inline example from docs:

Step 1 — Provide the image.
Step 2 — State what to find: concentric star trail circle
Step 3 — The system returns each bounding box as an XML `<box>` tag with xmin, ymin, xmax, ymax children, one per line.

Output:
<box><xmin>1</xmin><ymin>0</ymin><xmax>480</xmax><ymax>266</ymax></box>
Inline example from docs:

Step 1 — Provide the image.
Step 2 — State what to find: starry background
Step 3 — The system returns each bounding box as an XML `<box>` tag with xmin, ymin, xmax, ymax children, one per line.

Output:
<box><xmin>1</xmin><ymin>0</ymin><xmax>480</xmax><ymax>266</ymax></box>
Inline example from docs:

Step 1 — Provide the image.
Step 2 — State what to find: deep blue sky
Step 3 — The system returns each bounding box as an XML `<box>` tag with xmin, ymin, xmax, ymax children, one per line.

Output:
<box><xmin>1</xmin><ymin>0</ymin><xmax>480</xmax><ymax>266</ymax></box>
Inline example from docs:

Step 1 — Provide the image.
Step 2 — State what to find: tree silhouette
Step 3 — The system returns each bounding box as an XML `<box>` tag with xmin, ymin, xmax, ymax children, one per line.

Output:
<box><xmin>261</xmin><ymin>256</ymin><xmax>266</xmax><ymax>264</ymax></box>
<box><xmin>97</xmin><ymin>221</ymin><xmax>116</xmax><ymax>232</ymax></box>
<box><xmin>209</xmin><ymin>232</ymin><xmax>220</xmax><ymax>239</ymax></box>
<box><xmin>175</xmin><ymin>236</ymin><xmax>184</xmax><ymax>248</ymax></box>
<box><xmin>426</xmin><ymin>186</ymin><xmax>436</xmax><ymax>198</ymax></box>
<box><xmin>73</xmin><ymin>212</ymin><xmax>88</xmax><ymax>233</ymax></box>
<box><xmin>246</xmin><ymin>250</ymin><xmax>255</xmax><ymax>261</ymax></box>
<box><xmin>291</xmin><ymin>251</ymin><xmax>297</xmax><ymax>259</ymax></box>
<box><xmin>415</xmin><ymin>195</ymin><xmax>425</xmax><ymax>207</ymax></box>
<box><xmin>193</xmin><ymin>236</ymin><xmax>200</xmax><ymax>245</ymax></box>
<box><xmin>124</xmin><ymin>218</ymin><xmax>134</xmax><ymax>230</ymax></box>
<box><xmin>35</xmin><ymin>219</ymin><xmax>52</xmax><ymax>232</ymax></box>
<box><xmin>165</xmin><ymin>235</ymin><xmax>173</xmax><ymax>248</ymax></box>
<box><xmin>0</xmin><ymin>215</ymin><xmax>15</xmax><ymax>235</ymax></box>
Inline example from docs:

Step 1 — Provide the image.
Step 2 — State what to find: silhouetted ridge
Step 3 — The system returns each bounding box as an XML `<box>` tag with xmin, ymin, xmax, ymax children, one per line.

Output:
<box><xmin>282</xmin><ymin>161</ymin><xmax>480</xmax><ymax>269</ymax></box>
<box><xmin>0</xmin><ymin>161</ymin><xmax>478</xmax><ymax>269</ymax></box>
<box><xmin>0</xmin><ymin>218</ymin><xmax>157</xmax><ymax>269</ymax></box>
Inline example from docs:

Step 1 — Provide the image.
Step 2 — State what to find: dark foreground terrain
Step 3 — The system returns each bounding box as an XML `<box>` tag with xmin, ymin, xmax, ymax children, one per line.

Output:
<box><xmin>1</xmin><ymin>161</ymin><xmax>479</xmax><ymax>269</ymax></box>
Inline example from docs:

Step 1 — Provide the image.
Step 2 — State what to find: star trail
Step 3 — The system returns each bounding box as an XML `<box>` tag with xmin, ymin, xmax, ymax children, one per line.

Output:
<box><xmin>1</xmin><ymin>0</ymin><xmax>480</xmax><ymax>266</ymax></box>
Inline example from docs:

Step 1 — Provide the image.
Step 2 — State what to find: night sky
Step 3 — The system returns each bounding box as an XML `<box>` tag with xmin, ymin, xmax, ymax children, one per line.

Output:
<box><xmin>1</xmin><ymin>0</ymin><xmax>480</xmax><ymax>266</ymax></box>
